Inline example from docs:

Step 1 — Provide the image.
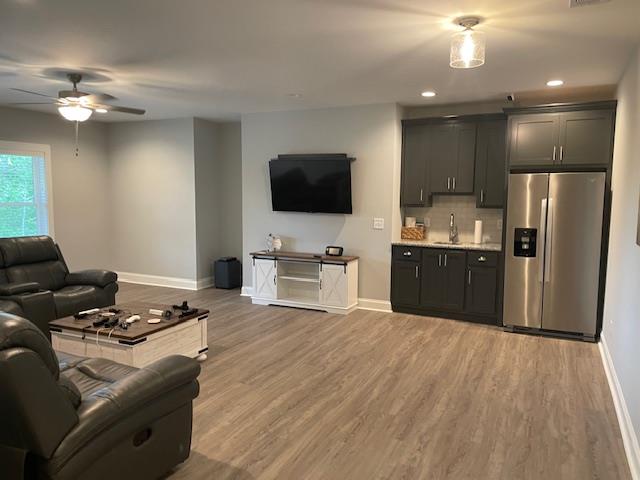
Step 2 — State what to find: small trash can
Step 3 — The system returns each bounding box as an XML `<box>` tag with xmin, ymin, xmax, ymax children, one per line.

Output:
<box><xmin>214</xmin><ymin>257</ymin><xmax>242</xmax><ymax>289</ymax></box>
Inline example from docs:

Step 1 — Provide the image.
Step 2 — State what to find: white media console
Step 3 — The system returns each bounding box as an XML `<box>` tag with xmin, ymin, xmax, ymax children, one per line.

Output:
<box><xmin>250</xmin><ymin>251</ymin><xmax>359</xmax><ymax>314</ymax></box>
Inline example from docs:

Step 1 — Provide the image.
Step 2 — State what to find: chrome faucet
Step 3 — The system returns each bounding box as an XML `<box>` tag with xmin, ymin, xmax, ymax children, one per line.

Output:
<box><xmin>449</xmin><ymin>213</ymin><xmax>459</xmax><ymax>244</ymax></box>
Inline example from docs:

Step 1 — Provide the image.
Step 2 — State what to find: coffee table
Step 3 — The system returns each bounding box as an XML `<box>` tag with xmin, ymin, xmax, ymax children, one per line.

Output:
<box><xmin>49</xmin><ymin>302</ymin><xmax>209</xmax><ymax>368</ymax></box>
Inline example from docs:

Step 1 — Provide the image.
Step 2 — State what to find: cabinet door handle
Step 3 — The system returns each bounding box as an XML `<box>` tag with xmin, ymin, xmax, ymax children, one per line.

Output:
<box><xmin>478</xmin><ymin>255</ymin><xmax>486</xmax><ymax>262</ymax></box>
<box><xmin>480</xmin><ymin>189</ymin><xmax>484</xmax><ymax>204</ymax></box>
<box><xmin>452</xmin><ymin>177</ymin><xmax>456</xmax><ymax>191</ymax></box>
<box><xmin>438</xmin><ymin>254</ymin><xmax>442</xmax><ymax>267</ymax></box>
<box><xmin>420</xmin><ymin>188</ymin><xmax>424</xmax><ymax>201</ymax></box>
<box><xmin>468</xmin><ymin>270</ymin><xmax>472</xmax><ymax>285</ymax></box>
<box><xmin>552</xmin><ymin>145</ymin><xmax>557</xmax><ymax>162</ymax></box>
<box><xmin>403</xmin><ymin>251</ymin><xmax>412</xmax><ymax>257</ymax></box>
<box><xmin>444</xmin><ymin>253</ymin><xmax>448</xmax><ymax>267</ymax></box>
<box><xmin>415</xmin><ymin>265</ymin><xmax>419</xmax><ymax>278</ymax></box>
<box><xmin>320</xmin><ymin>278</ymin><xmax>322</xmax><ymax>289</ymax></box>
<box><xmin>273</xmin><ymin>275</ymin><xmax>277</xmax><ymax>285</ymax></box>
<box><xmin>560</xmin><ymin>145</ymin><xmax>564</xmax><ymax>163</ymax></box>
<box><xmin>447</xmin><ymin>177</ymin><xmax>451</xmax><ymax>191</ymax></box>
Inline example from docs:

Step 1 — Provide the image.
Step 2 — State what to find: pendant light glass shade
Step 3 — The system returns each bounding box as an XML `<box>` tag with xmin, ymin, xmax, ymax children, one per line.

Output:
<box><xmin>58</xmin><ymin>105</ymin><xmax>93</xmax><ymax>122</ymax></box>
<box><xmin>450</xmin><ymin>26</ymin><xmax>485</xmax><ymax>69</ymax></box>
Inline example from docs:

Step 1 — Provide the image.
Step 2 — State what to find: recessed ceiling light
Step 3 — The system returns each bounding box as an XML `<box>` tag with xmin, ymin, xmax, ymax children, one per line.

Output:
<box><xmin>421</xmin><ymin>91</ymin><xmax>436</xmax><ymax>97</ymax></box>
<box><xmin>95</xmin><ymin>108</ymin><xmax>108</xmax><ymax>113</ymax></box>
<box><xmin>286</xmin><ymin>93</ymin><xmax>302</xmax><ymax>98</ymax></box>
<box><xmin>546</xmin><ymin>79</ymin><xmax>564</xmax><ymax>87</ymax></box>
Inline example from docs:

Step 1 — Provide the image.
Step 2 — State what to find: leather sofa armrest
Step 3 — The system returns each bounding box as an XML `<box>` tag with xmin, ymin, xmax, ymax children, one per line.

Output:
<box><xmin>0</xmin><ymin>282</ymin><xmax>41</xmax><ymax>296</ymax></box>
<box><xmin>0</xmin><ymin>291</ymin><xmax>55</xmax><ymax>338</ymax></box>
<box><xmin>91</xmin><ymin>355</ymin><xmax>201</xmax><ymax>410</ymax></box>
<box><xmin>65</xmin><ymin>270</ymin><xmax>117</xmax><ymax>288</ymax></box>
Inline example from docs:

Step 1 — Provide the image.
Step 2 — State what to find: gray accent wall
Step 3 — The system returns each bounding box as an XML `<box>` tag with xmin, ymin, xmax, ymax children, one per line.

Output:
<box><xmin>0</xmin><ymin>106</ymin><xmax>111</xmax><ymax>270</ymax></box>
<box><xmin>194</xmin><ymin>119</ymin><xmax>243</xmax><ymax>281</ymax></box>
<box><xmin>241</xmin><ymin>103</ymin><xmax>402</xmax><ymax>302</ymax></box>
<box><xmin>107</xmin><ymin>118</ymin><xmax>198</xmax><ymax>280</ymax></box>
<box><xmin>603</xmin><ymin>44</ymin><xmax>640</xmax><ymax>473</ymax></box>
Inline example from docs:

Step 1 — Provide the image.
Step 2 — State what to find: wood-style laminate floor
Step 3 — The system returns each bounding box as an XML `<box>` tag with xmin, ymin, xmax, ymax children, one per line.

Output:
<box><xmin>116</xmin><ymin>282</ymin><xmax>630</xmax><ymax>480</ymax></box>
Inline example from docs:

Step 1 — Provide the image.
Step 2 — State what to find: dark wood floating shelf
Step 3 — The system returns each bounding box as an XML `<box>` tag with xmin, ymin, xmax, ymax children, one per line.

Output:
<box><xmin>250</xmin><ymin>250</ymin><xmax>359</xmax><ymax>265</ymax></box>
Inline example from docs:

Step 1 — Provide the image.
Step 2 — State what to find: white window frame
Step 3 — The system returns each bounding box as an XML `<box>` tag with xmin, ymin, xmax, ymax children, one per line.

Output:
<box><xmin>0</xmin><ymin>140</ymin><xmax>55</xmax><ymax>238</ymax></box>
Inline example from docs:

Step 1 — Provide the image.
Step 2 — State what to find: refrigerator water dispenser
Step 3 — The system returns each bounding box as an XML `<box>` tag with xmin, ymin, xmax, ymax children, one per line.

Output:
<box><xmin>514</xmin><ymin>228</ymin><xmax>537</xmax><ymax>257</ymax></box>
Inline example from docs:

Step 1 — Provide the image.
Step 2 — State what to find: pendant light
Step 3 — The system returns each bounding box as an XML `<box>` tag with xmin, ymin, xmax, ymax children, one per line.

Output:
<box><xmin>450</xmin><ymin>17</ymin><xmax>485</xmax><ymax>69</ymax></box>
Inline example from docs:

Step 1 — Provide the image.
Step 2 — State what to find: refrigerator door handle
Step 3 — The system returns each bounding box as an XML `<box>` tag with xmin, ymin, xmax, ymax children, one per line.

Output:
<box><xmin>544</xmin><ymin>198</ymin><xmax>554</xmax><ymax>283</ymax></box>
<box><xmin>539</xmin><ymin>198</ymin><xmax>548</xmax><ymax>283</ymax></box>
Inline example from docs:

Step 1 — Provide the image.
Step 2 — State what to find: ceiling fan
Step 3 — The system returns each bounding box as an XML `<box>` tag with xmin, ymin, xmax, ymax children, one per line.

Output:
<box><xmin>9</xmin><ymin>72</ymin><xmax>145</xmax><ymax>122</ymax></box>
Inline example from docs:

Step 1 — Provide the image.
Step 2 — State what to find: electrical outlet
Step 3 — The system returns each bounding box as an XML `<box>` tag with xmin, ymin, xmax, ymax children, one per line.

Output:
<box><xmin>424</xmin><ymin>217</ymin><xmax>431</xmax><ymax>227</ymax></box>
<box><xmin>373</xmin><ymin>218</ymin><xmax>385</xmax><ymax>230</ymax></box>
<box><xmin>497</xmin><ymin>219</ymin><xmax>503</xmax><ymax>230</ymax></box>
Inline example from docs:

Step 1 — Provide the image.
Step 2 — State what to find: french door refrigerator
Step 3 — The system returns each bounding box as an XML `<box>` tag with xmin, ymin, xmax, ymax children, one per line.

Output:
<box><xmin>503</xmin><ymin>172</ymin><xmax>606</xmax><ymax>340</ymax></box>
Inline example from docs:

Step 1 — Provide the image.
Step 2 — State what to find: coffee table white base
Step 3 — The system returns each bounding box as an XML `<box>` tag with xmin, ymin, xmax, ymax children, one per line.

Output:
<box><xmin>51</xmin><ymin>315</ymin><xmax>208</xmax><ymax>368</ymax></box>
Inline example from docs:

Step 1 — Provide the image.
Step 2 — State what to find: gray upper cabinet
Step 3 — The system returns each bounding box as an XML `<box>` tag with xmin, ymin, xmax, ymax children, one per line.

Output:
<box><xmin>429</xmin><ymin>123</ymin><xmax>476</xmax><ymax>194</ymax></box>
<box><xmin>475</xmin><ymin>120</ymin><xmax>506</xmax><ymax>208</ymax></box>
<box><xmin>508</xmin><ymin>113</ymin><xmax>559</xmax><ymax>166</ymax></box>
<box><xmin>507</xmin><ymin>103</ymin><xmax>616</xmax><ymax>168</ymax></box>
<box><xmin>401</xmin><ymin>124</ymin><xmax>430</xmax><ymax>206</ymax></box>
<box><xmin>559</xmin><ymin>110</ymin><xmax>614</xmax><ymax>165</ymax></box>
<box><xmin>429</xmin><ymin>124</ymin><xmax>456</xmax><ymax>194</ymax></box>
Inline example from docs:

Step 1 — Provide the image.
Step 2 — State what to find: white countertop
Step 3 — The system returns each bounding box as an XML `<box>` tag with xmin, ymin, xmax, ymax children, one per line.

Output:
<box><xmin>393</xmin><ymin>239</ymin><xmax>502</xmax><ymax>252</ymax></box>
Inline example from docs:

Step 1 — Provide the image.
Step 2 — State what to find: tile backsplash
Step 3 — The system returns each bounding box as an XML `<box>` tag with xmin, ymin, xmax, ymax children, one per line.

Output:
<box><xmin>404</xmin><ymin>195</ymin><xmax>503</xmax><ymax>243</ymax></box>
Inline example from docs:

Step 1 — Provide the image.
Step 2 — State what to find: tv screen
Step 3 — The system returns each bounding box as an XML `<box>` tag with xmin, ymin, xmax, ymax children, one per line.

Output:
<box><xmin>269</xmin><ymin>155</ymin><xmax>353</xmax><ymax>214</ymax></box>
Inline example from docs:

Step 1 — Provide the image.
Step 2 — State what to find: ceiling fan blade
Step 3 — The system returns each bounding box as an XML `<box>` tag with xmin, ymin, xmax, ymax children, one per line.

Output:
<box><xmin>93</xmin><ymin>104</ymin><xmax>145</xmax><ymax>115</ymax></box>
<box><xmin>82</xmin><ymin>92</ymin><xmax>116</xmax><ymax>103</ymax></box>
<box><xmin>10</xmin><ymin>88</ymin><xmax>58</xmax><ymax>99</ymax></box>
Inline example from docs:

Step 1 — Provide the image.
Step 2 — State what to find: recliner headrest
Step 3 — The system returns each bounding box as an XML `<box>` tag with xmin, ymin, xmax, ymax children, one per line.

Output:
<box><xmin>0</xmin><ymin>312</ymin><xmax>59</xmax><ymax>379</ymax></box>
<box><xmin>0</xmin><ymin>236</ymin><xmax>59</xmax><ymax>267</ymax></box>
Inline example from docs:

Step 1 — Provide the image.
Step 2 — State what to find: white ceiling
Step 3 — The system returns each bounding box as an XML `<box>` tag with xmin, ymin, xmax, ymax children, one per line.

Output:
<box><xmin>0</xmin><ymin>0</ymin><xmax>639</xmax><ymax>121</ymax></box>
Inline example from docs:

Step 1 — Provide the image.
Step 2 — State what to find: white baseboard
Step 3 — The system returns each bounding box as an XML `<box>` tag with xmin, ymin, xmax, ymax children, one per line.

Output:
<box><xmin>241</xmin><ymin>286</ymin><xmax>254</xmax><ymax>297</ymax></box>
<box><xmin>196</xmin><ymin>276</ymin><xmax>215</xmax><ymax>290</ymax></box>
<box><xmin>599</xmin><ymin>334</ymin><xmax>640</xmax><ymax>480</ymax></box>
<box><xmin>118</xmin><ymin>271</ymin><xmax>212</xmax><ymax>291</ymax></box>
<box><xmin>358</xmin><ymin>298</ymin><xmax>392</xmax><ymax>312</ymax></box>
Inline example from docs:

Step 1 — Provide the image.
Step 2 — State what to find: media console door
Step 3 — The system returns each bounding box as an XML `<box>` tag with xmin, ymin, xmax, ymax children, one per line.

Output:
<box><xmin>320</xmin><ymin>264</ymin><xmax>347</xmax><ymax>307</ymax></box>
<box><xmin>253</xmin><ymin>258</ymin><xmax>277</xmax><ymax>299</ymax></box>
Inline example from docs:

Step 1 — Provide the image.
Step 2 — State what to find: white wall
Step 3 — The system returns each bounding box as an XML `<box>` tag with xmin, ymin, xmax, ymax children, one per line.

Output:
<box><xmin>0</xmin><ymin>106</ymin><xmax>111</xmax><ymax>270</ymax></box>
<box><xmin>107</xmin><ymin>118</ymin><xmax>198</xmax><ymax>280</ymax></box>
<box><xmin>603</xmin><ymin>45</ymin><xmax>640</xmax><ymax>477</ymax></box>
<box><xmin>241</xmin><ymin>103</ymin><xmax>401</xmax><ymax>302</ymax></box>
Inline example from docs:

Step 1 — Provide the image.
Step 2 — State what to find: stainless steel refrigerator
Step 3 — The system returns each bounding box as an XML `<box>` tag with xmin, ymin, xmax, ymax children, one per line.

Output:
<box><xmin>503</xmin><ymin>172</ymin><xmax>606</xmax><ymax>339</ymax></box>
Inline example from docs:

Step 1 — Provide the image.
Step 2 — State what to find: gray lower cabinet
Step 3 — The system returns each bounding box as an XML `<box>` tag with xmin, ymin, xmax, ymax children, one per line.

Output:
<box><xmin>391</xmin><ymin>260</ymin><xmax>421</xmax><ymax>306</ymax></box>
<box><xmin>466</xmin><ymin>266</ymin><xmax>497</xmax><ymax>315</ymax></box>
<box><xmin>391</xmin><ymin>246</ymin><xmax>500</xmax><ymax>325</ymax></box>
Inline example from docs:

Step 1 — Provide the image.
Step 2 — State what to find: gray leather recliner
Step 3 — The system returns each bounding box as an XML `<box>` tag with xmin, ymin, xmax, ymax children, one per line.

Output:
<box><xmin>0</xmin><ymin>236</ymin><xmax>118</xmax><ymax>336</ymax></box>
<box><xmin>0</xmin><ymin>312</ymin><xmax>201</xmax><ymax>479</ymax></box>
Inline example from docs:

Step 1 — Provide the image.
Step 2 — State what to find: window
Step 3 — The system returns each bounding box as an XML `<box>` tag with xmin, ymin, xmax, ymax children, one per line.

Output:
<box><xmin>0</xmin><ymin>141</ymin><xmax>53</xmax><ymax>238</ymax></box>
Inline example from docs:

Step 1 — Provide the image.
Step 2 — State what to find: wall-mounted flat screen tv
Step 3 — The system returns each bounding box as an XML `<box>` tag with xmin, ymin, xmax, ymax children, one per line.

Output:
<box><xmin>269</xmin><ymin>154</ymin><xmax>353</xmax><ymax>214</ymax></box>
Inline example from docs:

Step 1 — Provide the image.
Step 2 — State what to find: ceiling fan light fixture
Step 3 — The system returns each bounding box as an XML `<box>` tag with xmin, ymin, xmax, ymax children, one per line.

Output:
<box><xmin>58</xmin><ymin>105</ymin><xmax>93</xmax><ymax>122</ymax></box>
<box><xmin>450</xmin><ymin>17</ymin><xmax>485</xmax><ymax>69</ymax></box>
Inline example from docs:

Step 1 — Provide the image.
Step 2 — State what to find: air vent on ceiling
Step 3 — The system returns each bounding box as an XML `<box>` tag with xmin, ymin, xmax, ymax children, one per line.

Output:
<box><xmin>570</xmin><ymin>0</ymin><xmax>611</xmax><ymax>7</ymax></box>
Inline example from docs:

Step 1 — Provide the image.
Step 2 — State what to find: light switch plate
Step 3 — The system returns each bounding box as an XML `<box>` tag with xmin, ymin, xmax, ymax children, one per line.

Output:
<box><xmin>497</xmin><ymin>219</ymin><xmax>503</xmax><ymax>230</ymax></box>
<box><xmin>373</xmin><ymin>218</ymin><xmax>385</xmax><ymax>230</ymax></box>
<box><xmin>424</xmin><ymin>217</ymin><xmax>431</xmax><ymax>227</ymax></box>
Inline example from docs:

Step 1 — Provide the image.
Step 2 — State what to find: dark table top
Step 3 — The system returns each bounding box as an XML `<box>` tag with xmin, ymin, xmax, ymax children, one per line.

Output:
<box><xmin>49</xmin><ymin>301</ymin><xmax>209</xmax><ymax>342</ymax></box>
